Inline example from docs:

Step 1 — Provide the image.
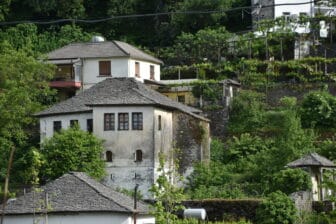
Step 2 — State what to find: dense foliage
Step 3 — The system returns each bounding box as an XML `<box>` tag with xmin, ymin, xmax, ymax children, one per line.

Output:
<box><xmin>0</xmin><ymin>43</ymin><xmax>55</xmax><ymax>187</ymax></box>
<box><xmin>40</xmin><ymin>126</ymin><xmax>105</xmax><ymax>181</ymax></box>
<box><xmin>255</xmin><ymin>191</ymin><xmax>297</xmax><ymax>224</ymax></box>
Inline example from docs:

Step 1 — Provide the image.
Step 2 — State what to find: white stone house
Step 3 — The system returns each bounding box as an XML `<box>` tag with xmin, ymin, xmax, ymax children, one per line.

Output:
<box><xmin>35</xmin><ymin>78</ymin><xmax>210</xmax><ymax>198</ymax></box>
<box><xmin>47</xmin><ymin>38</ymin><xmax>163</xmax><ymax>99</ymax></box>
<box><xmin>0</xmin><ymin>172</ymin><xmax>154</xmax><ymax>224</ymax></box>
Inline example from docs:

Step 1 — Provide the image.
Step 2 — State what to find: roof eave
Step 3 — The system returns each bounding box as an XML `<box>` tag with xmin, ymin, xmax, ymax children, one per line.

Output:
<box><xmin>34</xmin><ymin>110</ymin><xmax>92</xmax><ymax>118</ymax></box>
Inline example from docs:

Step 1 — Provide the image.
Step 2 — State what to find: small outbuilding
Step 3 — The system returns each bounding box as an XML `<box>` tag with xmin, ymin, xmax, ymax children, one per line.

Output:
<box><xmin>0</xmin><ymin>172</ymin><xmax>154</xmax><ymax>224</ymax></box>
<box><xmin>287</xmin><ymin>152</ymin><xmax>336</xmax><ymax>201</ymax></box>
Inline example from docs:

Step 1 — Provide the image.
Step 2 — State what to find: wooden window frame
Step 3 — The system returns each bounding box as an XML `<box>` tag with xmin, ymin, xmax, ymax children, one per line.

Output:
<box><xmin>118</xmin><ymin>113</ymin><xmax>129</xmax><ymax>130</ymax></box>
<box><xmin>135</xmin><ymin>62</ymin><xmax>140</xmax><ymax>78</ymax></box>
<box><xmin>99</xmin><ymin>60</ymin><xmax>111</xmax><ymax>76</ymax></box>
<box><xmin>150</xmin><ymin>65</ymin><xmax>155</xmax><ymax>80</ymax></box>
<box><xmin>104</xmin><ymin>113</ymin><xmax>115</xmax><ymax>131</ymax></box>
<box><xmin>132</xmin><ymin>112</ymin><xmax>143</xmax><ymax>130</ymax></box>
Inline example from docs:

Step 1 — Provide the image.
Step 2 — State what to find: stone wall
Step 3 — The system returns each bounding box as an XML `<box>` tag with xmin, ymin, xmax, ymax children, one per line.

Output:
<box><xmin>172</xmin><ymin>112</ymin><xmax>210</xmax><ymax>176</ymax></box>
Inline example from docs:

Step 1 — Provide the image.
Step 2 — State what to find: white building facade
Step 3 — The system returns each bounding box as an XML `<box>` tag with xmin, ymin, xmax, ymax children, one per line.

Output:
<box><xmin>36</xmin><ymin>78</ymin><xmax>210</xmax><ymax>198</ymax></box>
<box><xmin>48</xmin><ymin>39</ymin><xmax>163</xmax><ymax>99</ymax></box>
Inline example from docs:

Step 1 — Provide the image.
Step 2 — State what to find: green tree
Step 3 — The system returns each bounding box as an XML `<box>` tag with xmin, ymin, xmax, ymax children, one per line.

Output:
<box><xmin>40</xmin><ymin>126</ymin><xmax>105</xmax><ymax>181</ymax></box>
<box><xmin>150</xmin><ymin>153</ymin><xmax>185</xmax><ymax>224</ymax></box>
<box><xmin>0</xmin><ymin>24</ymin><xmax>94</xmax><ymax>55</ymax></box>
<box><xmin>256</xmin><ymin>191</ymin><xmax>297</xmax><ymax>224</ymax></box>
<box><xmin>271</xmin><ymin>169</ymin><xmax>311</xmax><ymax>195</ymax></box>
<box><xmin>228</xmin><ymin>90</ymin><xmax>266</xmax><ymax>134</ymax></box>
<box><xmin>172</xmin><ymin>0</ymin><xmax>233</xmax><ymax>34</ymax></box>
<box><xmin>300</xmin><ymin>91</ymin><xmax>336</xmax><ymax>129</ymax></box>
<box><xmin>0</xmin><ymin>42</ymin><xmax>55</xmax><ymax>186</ymax></box>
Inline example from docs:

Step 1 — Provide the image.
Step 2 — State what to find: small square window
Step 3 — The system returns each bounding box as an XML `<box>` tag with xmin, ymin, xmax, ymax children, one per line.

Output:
<box><xmin>158</xmin><ymin>115</ymin><xmax>162</xmax><ymax>131</ymax></box>
<box><xmin>87</xmin><ymin>119</ymin><xmax>93</xmax><ymax>133</ymax></box>
<box><xmin>70</xmin><ymin>119</ymin><xmax>78</xmax><ymax>128</ymax></box>
<box><xmin>106</xmin><ymin>150</ymin><xmax>113</xmax><ymax>162</ymax></box>
<box><xmin>135</xmin><ymin>149</ymin><xmax>143</xmax><ymax>162</ymax></box>
<box><xmin>177</xmin><ymin>95</ymin><xmax>185</xmax><ymax>103</ymax></box>
<box><xmin>150</xmin><ymin>65</ymin><xmax>155</xmax><ymax>80</ymax></box>
<box><xmin>53</xmin><ymin>121</ymin><xmax>62</xmax><ymax>133</ymax></box>
<box><xmin>118</xmin><ymin>113</ymin><xmax>129</xmax><ymax>130</ymax></box>
<box><xmin>99</xmin><ymin>61</ymin><xmax>111</xmax><ymax>76</ymax></box>
<box><xmin>132</xmin><ymin>112</ymin><xmax>143</xmax><ymax>130</ymax></box>
<box><xmin>104</xmin><ymin>113</ymin><xmax>115</xmax><ymax>131</ymax></box>
<box><xmin>135</xmin><ymin>62</ymin><xmax>140</xmax><ymax>78</ymax></box>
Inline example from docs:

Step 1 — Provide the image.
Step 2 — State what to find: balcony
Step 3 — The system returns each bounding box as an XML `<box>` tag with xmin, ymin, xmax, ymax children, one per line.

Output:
<box><xmin>50</xmin><ymin>64</ymin><xmax>81</xmax><ymax>89</ymax></box>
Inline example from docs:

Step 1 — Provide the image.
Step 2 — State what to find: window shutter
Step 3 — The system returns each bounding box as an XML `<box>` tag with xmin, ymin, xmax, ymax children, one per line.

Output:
<box><xmin>99</xmin><ymin>61</ymin><xmax>111</xmax><ymax>76</ymax></box>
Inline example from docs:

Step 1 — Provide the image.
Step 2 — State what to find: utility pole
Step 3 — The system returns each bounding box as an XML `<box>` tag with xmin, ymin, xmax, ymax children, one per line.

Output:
<box><xmin>0</xmin><ymin>146</ymin><xmax>15</xmax><ymax>224</ymax></box>
<box><xmin>133</xmin><ymin>184</ymin><xmax>139</xmax><ymax>224</ymax></box>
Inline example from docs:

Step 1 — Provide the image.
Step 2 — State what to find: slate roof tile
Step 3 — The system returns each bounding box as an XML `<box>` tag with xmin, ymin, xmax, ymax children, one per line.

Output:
<box><xmin>0</xmin><ymin>172</ymin><xmax>150</xmax><ymax>215</ymax></box>
<box><xmin>287</xmin><ymin>153</ymin><xmax>336</xmax><ymax>168</ymax></box>
<box><xmin>35</xmin><ymin>78</ymin><xmax>207</xmax><ymax>121</ymax></box>
<box><xmin>47</xmin><ymin>41</ymin><xmax>163</xmax><ymax>64</ymax></box>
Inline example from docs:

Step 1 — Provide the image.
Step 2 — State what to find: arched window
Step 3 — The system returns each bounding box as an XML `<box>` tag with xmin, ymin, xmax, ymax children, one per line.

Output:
<box><xmin>134</xmin><ymin>149</ymin><xmax>143</xmax><ymax>162</ymax></box>
<box><xmin>106</xmin><ymin>150</ymin><xmax>113</xmax><ymax>162</ymax></box>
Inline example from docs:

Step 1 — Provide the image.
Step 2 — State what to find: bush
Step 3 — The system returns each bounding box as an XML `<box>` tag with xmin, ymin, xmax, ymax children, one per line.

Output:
<box><xmin>256</xmin><ymin>191</ymin><xmax>297</xmax><ymax>224</ymax></box>
<box><xmin>40</xmin><ymin>126</ymin><xmax>105</xmax><ymax>181</ymax></box>
<box><xmin>271</xmin><ymin>169</ymin><xmax>311</xmax><ymax>194</ymax></box>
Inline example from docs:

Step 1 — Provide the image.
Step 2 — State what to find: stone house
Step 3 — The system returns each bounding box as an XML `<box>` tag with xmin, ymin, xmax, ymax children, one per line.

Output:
<box><xmin>35</xmin><ymin>78</ymin><xmax>210</xmax><ymax>198</ymax></box>
<box><xmin>0</xmin><ymin>172</ymin><xmax>154</xmax><ymax>224</ymax></box>
<box><xmin>47</xmin><ymin>37</ymin><xmax>163</xmax><ymax>99</ymax></box>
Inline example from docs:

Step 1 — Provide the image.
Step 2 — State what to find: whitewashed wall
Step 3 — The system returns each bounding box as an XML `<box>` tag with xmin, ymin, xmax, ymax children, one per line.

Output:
<box><xmin>81</xmin><ymin>58</ymin><xmax>161</xmax><ymax>90</ymax></box>
<box><xmin>93</xmin><ymin>106</ymin><xmax>172</xmax><ymax>198</ymax></box>
<box><xmin>129</xmin><ymin>59</ymin><xmax>161</xmax><ymax>82</ymax></box>
<box><xmin>3</xmin><ymin>213</ymin><xmax>155</xmax><ymax>224</ymax></box>
<box><xmin>274</xmin><ymin>0</ymin><xmax>314</xmax><ymax>18</ymax></box>
<box><xmin>82</xmin><ymin>58</ymin><xmax>129</xmax><ymax>89</ymax></box>
<box><xmin>153</xmin><ymin>108</ymin><xmax>173</xmax><ymax>183</ymax></box>
<box><xmin>39</xmin><ymin>106</ymin><xmax>173</xmax><ymax>198</ymax></box>
<box><xmin>39</xmin><ymin>113</ymin><xmax>93</xmax><ymax>140</ymax></box>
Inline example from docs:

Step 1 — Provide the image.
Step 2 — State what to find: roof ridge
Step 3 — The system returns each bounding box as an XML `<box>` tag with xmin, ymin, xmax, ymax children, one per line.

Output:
<box><xmin>112</xmin><ymin>40</ymin><xmax>130</xmax><ymax>56</ymax></box>
<box><xmin>310</xmin><ymin>154</ymin><xmax>322</xmax><ymax>165</ymax></box>
<box><xmin>71</xmin><ymin>172</ymin><xmax>134</xmax><ymax>212</ymax></box>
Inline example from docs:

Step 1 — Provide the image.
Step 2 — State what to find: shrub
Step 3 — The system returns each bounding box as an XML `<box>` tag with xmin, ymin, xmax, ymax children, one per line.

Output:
<box><xmin>256</xmin><ymin>191</ymin><xmax>297</xmax><ymax>224</ymax></box>
<box><xmin>271</xmin><ymin>169</ymin><xmax>311</xmax><ymax>194</ymax></box>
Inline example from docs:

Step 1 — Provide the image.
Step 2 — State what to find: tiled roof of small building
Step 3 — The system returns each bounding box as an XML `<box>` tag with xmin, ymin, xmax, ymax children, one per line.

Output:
<box><xmin>0</xmin><ymin>172</ymin><xmax>150</xmax><ymax>215</ymax></box>
<box><xmin>47</xmin><ymin>40</ymin><xmax>163</xmax><ymax>64</ymax></box>
<box><xmin>35</xmin><ymin>78</ymin><xmax>206</xmax><ymax>121</ymax></box>
<box><xmin>287</xmin><ymin>153</ymin><xmax>336</xmax><ymax>168</ymax></box>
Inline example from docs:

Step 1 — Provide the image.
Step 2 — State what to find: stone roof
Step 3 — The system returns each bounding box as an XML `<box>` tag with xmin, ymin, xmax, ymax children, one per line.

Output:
<box><xmin>287</xmin><ymin>153</ymin><xmax>336</xmax><ymax>168</ymax></box>
<box><xmin>35</xmin><ymin>78</ymin><xmax>207</xmax><ymax>121</ymax></box>
<box><xmin>47</xmin><ymin>40</ymin><xmax>163</xmax><ymax>64</ymax></box>
<box><xmin>0</xmin><ymin>172</ymin><xmax>150</xmax><ymax>215</ymax></box>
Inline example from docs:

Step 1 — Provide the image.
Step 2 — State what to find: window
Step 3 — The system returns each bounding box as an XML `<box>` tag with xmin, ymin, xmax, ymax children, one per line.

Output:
<box><xmin>106</xmin><ymin>150</ymin><xmax>113</xmax><ymax>162</ymax></box>
<box><xmin>150</xmin><ymin>65</ymin><xmax>155</xmax><ymax>80</ymax></box>
<box><xmin>158</xmin><ymin>115</ymin><xmax>162</xmax><ymax>131</ymax></box>
<box><xmin>132</xmin><ymin>112</ymin><xmax>143</xmax><ymax>130</ymax></box>
<box><xmin>87</xmin><ymin>119</ymin><xmax>93</xmax><ymax>133</ymax></box>
<box><xmin>134</xmin><ymin>149</ymin><xmax>143</xmax><ymax>162</ymax></box>
<box><xmin>177</xmin><ymin>95</ymin><xmax>185</xmax><ymax>103</ymax></box>
<box><xmin>53</xmin><ymin>121</ymin><xmax>62</xmax><ymax>133</ymax></box>
<box><xmin>118</xmin><ymin>113</ymin><xmax>129</xmax><ymax>130</ymax></box>
<box><xmin>99</xmin><ymin>61</ymin><xmax>111</xmax><ymax>76</ymax></box>
<box><xmin>70</xmin><ymin>119</ymin><xmax>78</xmax><ymax>128</ymax></box>
<box><xmin>104</xmin><ymin>113</ymin><xmax>115</xmax><ymax>131</ymax></box>
<box><xmin>135</xmin><ymin>62</ymin><xmax>140</xmax><ymax>78</ymax></box>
